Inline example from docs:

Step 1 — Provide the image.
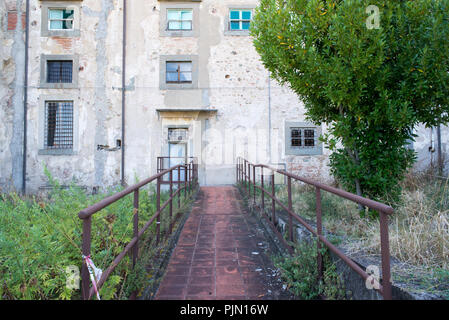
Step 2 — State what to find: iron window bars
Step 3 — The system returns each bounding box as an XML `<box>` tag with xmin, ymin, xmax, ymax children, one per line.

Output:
<box><xmin>45</xmin><ymin>101</ymin><xmax>73</xmax><ymax>149</ymax></box>
<box><xmin>168</xmin><ymin>128</ymin><xmax>188</xmax><ymax>142</ymax></box>
<box><xmin>167</xmin><ymin>9</ymin><xmax>193</xmax><ymax>31</ymax></box>
<box><xmin>47</xmin><ymin>60</ymin><xmax>73</xmax><ymax>83</ymax></box>
<box><xmin>229</xmin><ymin>10</ymin><xmax>252</xmax><ymax>30</ymax></box>
<box><xmin>291</xmin><ymin>128</ymin><xmax>316</xmax><ymax>148</ymax></box>
<box><xmin>48</xmin><ymin>8</ymin><xmax>74</xmax><ymax>30</ymax></box>
<box><xmin>166</xmin><ymin>61</ymin><xmax>192</xmax><ymax>83</ymax></box>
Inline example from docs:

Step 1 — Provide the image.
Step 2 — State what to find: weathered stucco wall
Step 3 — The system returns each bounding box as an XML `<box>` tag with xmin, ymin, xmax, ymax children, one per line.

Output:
<box><xmin>0</xmin><ymin>0</ymin><xmax>447</xmax><ymax>194</ymax></box>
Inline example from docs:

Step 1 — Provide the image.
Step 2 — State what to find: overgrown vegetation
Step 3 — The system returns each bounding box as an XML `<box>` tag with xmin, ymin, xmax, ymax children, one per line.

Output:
<box><xmin>0</xmin><ymin>170</ymin><xmax>192</xmax><ymax>300</ymax></box>
<box><xmin>251</xmin><ymin>0</ymin><xmax>449</xmax><ymax>203</ymax></box>
<box><xmin>274</xmin><ymin>240</ymin><xmax>346</xmax><ymax>300</ymax></box>
<box><xmin>272</xmin><ymin>171</ymin><xmax>449</xmax><ymax>298</ymax></box>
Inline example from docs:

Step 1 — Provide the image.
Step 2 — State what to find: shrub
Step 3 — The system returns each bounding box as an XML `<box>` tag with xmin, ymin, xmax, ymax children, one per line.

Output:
<box><xmin>0</xmin><ymin>171</ymin><xmax>179</xmax><ymax>300</ymax></box>
<box><xmin>274</xmin><ymin>240</ymin><xmax>345</xmax><ymax>300</ymax></box>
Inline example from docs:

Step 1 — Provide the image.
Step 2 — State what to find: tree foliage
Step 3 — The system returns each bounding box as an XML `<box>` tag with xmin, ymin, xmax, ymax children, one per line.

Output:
<box><xmin>251</xmin><ymin>0</ymin><xmax>449</xmax><ymax>203</ymax></box>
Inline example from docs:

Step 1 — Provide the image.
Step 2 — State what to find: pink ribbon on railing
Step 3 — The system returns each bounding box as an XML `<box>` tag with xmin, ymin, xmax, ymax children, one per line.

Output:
<box><xmin>82</xmin><ymin>255</ymin><xmax>102</xmax><ymax>300</ymax></box>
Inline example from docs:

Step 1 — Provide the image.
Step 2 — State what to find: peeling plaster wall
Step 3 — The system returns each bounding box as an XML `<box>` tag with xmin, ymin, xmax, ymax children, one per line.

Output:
<box><xmin>0</xmin><ymin>0</ymin><xmax>447</xmax><ymax>194</ymax></box>
<box><xmin>1</xmin><ymin>0</ymin><xmax>25</xmax><ymax>192</ymax></box>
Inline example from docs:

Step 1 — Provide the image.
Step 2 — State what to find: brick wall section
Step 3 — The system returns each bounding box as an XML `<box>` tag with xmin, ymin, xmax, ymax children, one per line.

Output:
<box><xmin>7</xmin><ymin>11</ymin><xmax>26</xmax><ymax>31</ymax></box>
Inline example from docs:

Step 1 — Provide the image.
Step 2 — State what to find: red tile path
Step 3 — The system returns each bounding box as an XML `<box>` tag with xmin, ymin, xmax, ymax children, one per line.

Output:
<box><xmin>155</xmin><ymin>186</ymin><xmax>293</xmax><ymax>300</ymax></box>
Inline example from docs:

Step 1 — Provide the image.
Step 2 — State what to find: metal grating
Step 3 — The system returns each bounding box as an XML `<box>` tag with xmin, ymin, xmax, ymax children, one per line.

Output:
<box><xmin>291</xmin><ymin>128</ymin><xmax>316</xmax><ymax>148</ymax></box>
<box><xmin>47</xmin><ymin>60</ymin><xmax>73</xmax><ymax>83</ymax></box>
<box><xmin>45</xmin><ymin>101</ymin><xmax>73</xmax><ymax>149</ymax></box>
<box><xmin>168</xmin><ymin>128</ymin><xmax>188</xmax><ymax>142</ymax></box>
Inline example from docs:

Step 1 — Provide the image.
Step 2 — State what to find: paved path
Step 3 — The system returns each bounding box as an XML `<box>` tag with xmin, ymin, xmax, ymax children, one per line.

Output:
<box><xmin>155</xmin><ymin>186</ymin><xmax>292</xmax><ymax>300</ymax></box>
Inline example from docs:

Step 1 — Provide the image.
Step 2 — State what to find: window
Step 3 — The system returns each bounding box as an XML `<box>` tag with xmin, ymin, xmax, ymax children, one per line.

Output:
<box><xmin>285</xmin><ymin>122</ymin><xmax>323</xmax><ymax>155</ymax></box>
<box><xmin>47</xmin><ymin>61</ymin><xmax>73</xmax><ymax>83</ymax></box>
<box><xmin>44</xmin><ymin>101</ymin><xmax>73</xmax><ymax>150</ymax></box>
<box><xmin>160</xmin><ymin>55</ymin><xmax>198</xmax><ymax>90</ymax></box>
<box><xmin>167</xmin><ymin>9</ymin><xmax>193</xmax><ymax>31</ymax></box>
<box><xmin>290</xmin><ymin>128</ymin><xmax>316</xmax><ymax>148</ymax></box>
<box><xmin>41</xmin><ymin>3</ymin><xmax>80</xmax><ymax>37</ymax></box>
<box><xmin>168</xmin><ymin>128</ymin><xmax>188</xmax><ymax>142</ymax></box>
<box><xmin>48</xmin><ymin>8</ymin><xmax>74</xmax><ymax>30</ymax></box>
<box><xmin>166</xmin><ymin>62</ymin><xmax>192</xmax><ymax>84</ymax></box>
<box><xmin>160</xmin><ymin>3</ymin><xmax>199</xmax><ymax>37</ymax></box>
<box><xmin>40</xmin><ymin>55</ymin><xmax>78</xmax><ymax>88</ymax></box>
<box><xmin>229</xmin><ymin>10</ymin><xmax>252</xmax><ymax>30</ymax></box>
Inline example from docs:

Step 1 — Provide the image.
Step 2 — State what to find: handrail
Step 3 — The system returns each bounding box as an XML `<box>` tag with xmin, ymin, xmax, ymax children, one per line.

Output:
<box><xmin>236</xmin><ymin>157</ymin><xmax>393</xmax><ymax>300</ymax></box>
<box><xmin>78</xmin><ymin>159</ymin><xmax>199</xmax><ymax>300</ymax></box>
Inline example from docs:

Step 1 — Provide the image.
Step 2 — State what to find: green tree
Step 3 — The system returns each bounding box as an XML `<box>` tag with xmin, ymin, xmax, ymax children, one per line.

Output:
<box><xmin>251</xmin><ymin>0</ymin><xmax>449</xmax><ymax>205</ymax></box>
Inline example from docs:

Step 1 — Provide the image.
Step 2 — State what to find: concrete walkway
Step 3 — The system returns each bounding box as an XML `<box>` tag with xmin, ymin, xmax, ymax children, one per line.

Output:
<box><xmin>155</xmin><ymin>186</ymin><xmax>292</xmax><ymax>300</ymax></box>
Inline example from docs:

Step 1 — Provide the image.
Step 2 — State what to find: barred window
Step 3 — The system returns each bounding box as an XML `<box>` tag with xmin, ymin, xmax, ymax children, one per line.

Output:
<box><xmin>229</xmin><ymin>10</ymin><xmax>252</xmax><ymax>30</ymax></box>
<box><xmin>45</xmin><ymin>101</ymin><xmax>73</xmax><ymax>149</ymax></box>
<box><xmin>166</xmin><ymin>61</ymin><xmax>192</xmax><ymax>83</ymax></box>
<box><xmin>48</xmin><ymin>8</ymin><xmax>74</xmax><ymax>30</ymax></box>
<box><xmin>167</xmin><ymin>9</ymin><xmax>193</xmax><ymax>31</ymax></box>
<box><xmin>47</xmin><ymin>61</ymin><xmax>73</xmax><ymax>83</ymax></box>
<box><xmin>291</xmin><ymin>128</ymin><xmax>316</xmax><ymax>148</ymax></box>
<box><xmin>168</xmin><ymin>128</ymin><xmax>188</xmax><ymax>142</ymax></box>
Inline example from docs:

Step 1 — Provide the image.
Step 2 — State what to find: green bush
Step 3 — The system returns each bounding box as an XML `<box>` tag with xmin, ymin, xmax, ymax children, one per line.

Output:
<box><xmin>275</xmin><ymin>240</ymin><xmax>346</xmax><ymax>300</ymax></box>
<box><xmin>0</xmin><ymin>170</ymin><xmax>180</xmax><ymax>300</ymax></box>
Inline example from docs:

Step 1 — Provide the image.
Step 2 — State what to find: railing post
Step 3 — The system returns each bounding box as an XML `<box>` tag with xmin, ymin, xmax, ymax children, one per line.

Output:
<box><xmin>247</xmin><ymin>162</ymin><xmax>251</xmax><ymax>195</ymax></box>
<box><xmin>133</xmin><ymin>190</ymin><xmax>139</xmax><ymax>267</ymax></box>
<box><xmin>379</xmin><ymin>211</ymin><xmax>392</xmax><ymax>300</ymax></box>
<box><xmin>240</xmin><ymin>158</ymin><xmax>242</xmax><ymax>183</ymax></box>
<box><xmin>288</xmin><ymin>176</ymin><xmax>293</xmax><ymax>242</ymax></box>
<box><xmin>178</xmin><ymin>166</ymin><xmax>181</xmax><ymax>208</ymax></box>
<box><xmin>244</xmin><ymin>160</ymin><xmax>247</xmax><ymax>190</ymax></box>
<box><xmin>271</xmin><ymin>171</ymin><xmax>275</xmax><ymax>225</ymax></box>
<box><xmin>316</xmin><ymin>187</ymin><xmax>323</xmax><ymax>281</ymax></box>
<box><xmin>81</xmin><ymin>217</ymin><xmax>92</xmax><ymax>300</ymax></box>
<box><xmin>261</xmin><ymin>167</ymin><xmax>264</xmax><ymax>213</ymax></box>
<box><xmin>169</xmin><ymin>170</ymin><xmax>173</xmax><ymax>235</ymax></box>
<box><xmin>184</xmin><ymin>164</ymin><xmax>187</xmax><ymax>199</ymax></box>
<box><xmin>156</xmin><ymin>176</ymin><xmax>161</xmax><ymax>245</ymax></box>
<box><xmin>253</xmin><ymin>165</ymin><xmax>256</xmax><ymax>205</ymax></box>
<box><xmin>236</xmin><ymin>158</ymin><xmax>238</xmax><ymax>184</ymax></box>
<box><xmin>188</xmin><ymin>162</ymin><xmax>191</xmax><ymax>193</ymax></box>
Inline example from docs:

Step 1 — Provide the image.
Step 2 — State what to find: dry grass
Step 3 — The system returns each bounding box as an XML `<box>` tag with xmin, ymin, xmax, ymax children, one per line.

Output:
<box><xmin>275</xmin><ymin>172</ymin><xmax>449</xmax><ymax>271</ymax></box>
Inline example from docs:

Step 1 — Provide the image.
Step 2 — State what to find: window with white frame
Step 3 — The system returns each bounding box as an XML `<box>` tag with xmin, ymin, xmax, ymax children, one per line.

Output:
<box><xmin>44</xmin><ymin>101</ymin><xmax>73</xmax><ymax>150</ymax></box>
<box><xmin>229</xmin><ymin>9</ymin><xmax>252</xmax><ymax>31</ymax></box>
<box><xmin>48</xmin><ymin>8</ymin><xmax>74</xmax><ymax>30</ymax></box>
<box><xmin>167</xmin><ymin>9</ymin><xmax>193</xmax><ymax>31</ymax></box>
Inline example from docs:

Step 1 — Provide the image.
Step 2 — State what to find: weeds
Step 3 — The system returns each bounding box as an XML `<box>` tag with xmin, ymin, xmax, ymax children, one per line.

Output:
<box><xmin>244</xmin><ymin>169</ymin><xmax>448</xmax><ymax>298</ymax></box>
<box><xmin>0</xmin><ymin>170</ymin><xmax>193</xmax><ymax>300</ymax></box>
<box><xmin>274</xmin><ymin>240</ymin><xmax>346</xmax><ymax>300</ymax></box>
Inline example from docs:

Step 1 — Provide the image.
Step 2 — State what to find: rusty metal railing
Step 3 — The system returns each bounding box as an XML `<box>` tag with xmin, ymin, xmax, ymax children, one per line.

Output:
<box><xmin>157</xmin><ymin>157</ymin><xmax>197</xmax><ymax>184</ymax></box>
<box><xmin>236</xmin><ymin>157</ymin><xmax>393</xmax><ymax>300</ymax></box>
<box><xmin>78</xmin><ymin>159</ymin><xmax>198</xmax><ymax>300</ymax></box>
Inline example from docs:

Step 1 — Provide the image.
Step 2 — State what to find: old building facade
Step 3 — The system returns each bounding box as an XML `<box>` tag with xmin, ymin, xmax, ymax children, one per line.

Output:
<box><xmin>0</xmin><ymin>0</ymin><xmax>447</xmax><ymax>194</ymax></box>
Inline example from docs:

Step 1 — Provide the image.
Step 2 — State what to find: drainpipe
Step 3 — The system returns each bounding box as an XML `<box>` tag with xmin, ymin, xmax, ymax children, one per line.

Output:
<box><xmin>121</xmin><ymin>0</ymin><xmax>127</xmax><ymax>186</ymax></box>
<box><xmin>22</xmin><ymin>0</ymin><xmax>30</xmax><ymax>194</ymax></box>
<box><xmin>437</xmin><ymin>124</ymin><xmax>442</xmax><ymax>174</ymax></box>
<box><xmin>268</xmin><ymin>71</ymin><xmax>271</xmax><ymax>164</ymax></box>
